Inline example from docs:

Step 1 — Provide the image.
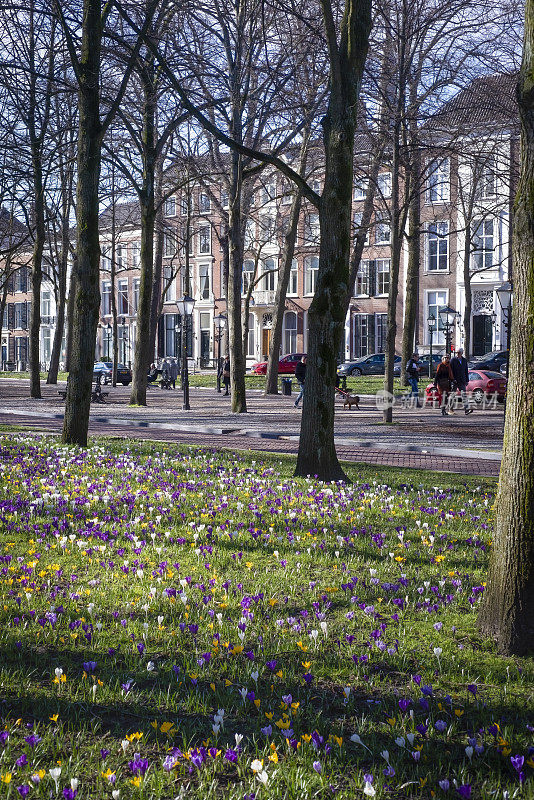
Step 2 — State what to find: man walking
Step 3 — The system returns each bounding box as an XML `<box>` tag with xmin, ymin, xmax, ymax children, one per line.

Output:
<box><xmin>169</xmin><ymin>358</ymin><xmax>179</xmax><ymax>389</ymax></box>
<box><xmin>450</xmin><ymin>347</ymin><xmax>473</xmax><ymax>414</ymax></box>
<box><xmin>294</xmin><ymin>355</ymin><xmax>307</xmax><ymax>408</ymax></box>
<box><xmin>406</xmin><ymin>352</ymin><xmax>421</xmax><ymax>408</ymax></box>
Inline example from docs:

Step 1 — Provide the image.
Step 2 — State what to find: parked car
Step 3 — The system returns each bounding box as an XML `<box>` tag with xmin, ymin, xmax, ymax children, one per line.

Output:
<box><xmin>93</xmin><ymin>361</ymin><xmax>132</xmax><ymax>385</ymax></box>
<box><xmin>250</xmin><ymin>353</ymin><xmax>305</xmax><ymax>375</ymax></box>
<box><xmin>424</xmin><ymin>369</ymin><xmax>507</xmax><ymax>405</ymax></box>
<box><xmin>467</xmin><ymin>349</ymin><xmax>509</xmax><ymax>371</ymax></box>
<box><xmin>393</xmin><ymin>353</ymin><xmax>441</xmax><ymax>377</ymax></box>
<box><xmin>337</xmin><ymin>353</ymin><xmax>401</xmax><ymax>377</ymax></box>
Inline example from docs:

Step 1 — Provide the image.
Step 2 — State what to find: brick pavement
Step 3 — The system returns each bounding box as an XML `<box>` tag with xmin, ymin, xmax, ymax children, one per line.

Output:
<box><xmin>0</xmin><ymin>411</ymin><xmax>500</xmax><ymax>476</ymax></box>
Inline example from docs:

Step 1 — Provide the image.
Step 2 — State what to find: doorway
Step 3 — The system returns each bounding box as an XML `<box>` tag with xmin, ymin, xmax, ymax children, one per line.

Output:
<box><xmin>472</xmin><ymin>314</ymin><xmax>493</xmax><ymax>356</ymax></box>
<box><xmin>262</xmin><ymin>328</ymin><xmax>271</xmax><ymax>360</ymax></box>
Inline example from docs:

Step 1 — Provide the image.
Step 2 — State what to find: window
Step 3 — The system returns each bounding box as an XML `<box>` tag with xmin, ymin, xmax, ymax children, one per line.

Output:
<box><xmin>474</xmin><ymin>158</ymin><xmax>497</xmax><ymax>199</ymax></box>
<box><xmin>221</xmin><ymin>188</ymin><xmax>229</xmax><ymax>209</ymax></box>
<box><xmin>311</xmin><ymin>179</ymin><xmax>322</xmax><ymax>194</ymax></box>
<box><xmin>427</xmin><ymin>290</ymin><xmax>447</xmax><ymax>345</ymax></box>
<box><xmin>15</xmin><ymin>336</ymin><xmax>28</xmax><ymax>361</ymax></box>
<box><xmin>355</xmin><ymin>260</ymin><xmax>371</xmax><ymax>296</ymax></box>
<box><xmin>284</xmin><ymin>311</ymin><xmax>297</xmax><ymax>353</ymax></box>
<box><xmin>15</xmin><ymin>268</ymin><xmax>28</xmax><ymax>293</ymax></box>
<box><xmin>180</xmin><ymin>195</ymin><xmax>191</xmax><ymax>216</ymax></box>
<box><xmin>118</xmin><ymin>279</ymin><xmax>129</xmax><ymax>315</ymax></box>
<box><xmin>375</xmin><ymin>212</ymin><xmax>391</xmax><ymax>245</ymax></box>
<box><xmin>353</xmin><ymin>179</ymin><xmax>368</xmax><ymax>200</ymax></box>
<box><xmin>353</xmin><ymin>212</ymin><xmax>369</xmax><ymax>244</ymax></box>
<box><xmin>472</xmin><ymin>219</ymin><xmax>494</xmax><ymax>271</ymax></box>
<box><xmin>262</xmin><ymin>181</ymin><xmax>276</xmax><ymax>203</ymax></box>
<box><xmin>15</xmin><ymin>303</ymin><xmax>24</xmax><ymax>329</ymax></box>
<box><xmin>101</xmin><ymin>248</ymin><xmax>111</xmax><ymax>272</ymax></box>
<box><xmin>199</xmin><ymin>193</ymin><xmax>211</xmax><ymax>213</ymax></box>
<box><xmin>244</xmin><ymin>219</ymin><xmax>255</xmax><ymax>250</ymax></box>
<box><xmin>133</xmin><ymin>278</ymin><xmax>140</xmax><ymax>312</ymax></box>
<box><xmin>41</xmin><ymin>289</ymin><xmax>52</xmax><ymax>320</ymax></box>
<box><xmin>377</xmin><ymin>172</ymin><xmax>392</xmax><ymax>198</ymax></box>
<box><xmin>259</xmin><ymin>215</ymin><xmax>275</xmax><ymax>243</ymax></box>
<box><xmin>164</xmin><ymin>232</ymin><xmax>177</xmax><ymax>257</ymax></box>
<box><xmin>102</xmin><ymin>325</ymin><xmax>112</xmax><ymax>360</ymax></box>
<box><xmin>101</xmin><ymin>281</ymin><xmax>111</xmax><ymax>316</ymax></box>
<box><xmin>288</xmin><ymin>259</ymin><xmax>298</xmax><ymax>295</ymax></box>
<box><xmin>198</xmin><ymin>225</ymin><xmax>211</xmax><ymax>254</ymax></box>
<box><xmin>165</xmin><ymin>196</ymin><xmax>176</xmax><ymax>217</ymax></box>
<box><xmin>427</xmin><ymin>222</ymin><xmax>449</xmax><ymax>271</ymax></box>
<box><xmin>242</xmin><ymin>259</ymin><xmax>255</xmax><ymax>294</ymax></box>
<box><xmin>117</xmin><ymin>246</ymin><xmax>126</xmax><ymax>269</ymax></box>
<box><xmin>199</xmin><ymin>264</ymin><xmax>211</xmax><ymax>299</ymax></box>
<box><xmin>262</xmin><ymin>258</ymin><xmax>276</xmax><ymax>291</ymax></box>
<box><xmin>353</xmin><ymin>314</ymin><xmax>375</xmax><ymax>358</ymax></box>
<box><xmin>163</xmin><ymin>266</ymin><xmax>176</xmax><ymax>303</ymax></box>
<box><xmin>304</xmin><ymin>213</ymin><xmax>320</xmax><ymax>244</ymax></box>
<box><xmin>246</xmin><ymin>312</ymin><xmax>255</xmax><ymax>357</ymax></box>
<box><xmin>376</xmin><ymin>313</ymin><xmax>387</xmax><ymax>352</ymax></box>
<box><xmin>376</xmin><ymin>259</ymin><xmax>390</xmax><ymax>295</ymax></box>
<box><xmin>131</xmin><ymin>241</ymin><xmax>140</xmax><ymax>268</ymax></box>
<box><xmin>304</xmin><ymin>256</ymin><xmax>319</xmax><ymax>295</ymax></box>
<box><xmin>427</xmin><ymin>158</ymin><xmax>450</xmax><ymax>203</ymax></box>
<box><xmin>281</xmin><ymin>179</ymin><xmax>292</xmax><ymax>205</ymax></box>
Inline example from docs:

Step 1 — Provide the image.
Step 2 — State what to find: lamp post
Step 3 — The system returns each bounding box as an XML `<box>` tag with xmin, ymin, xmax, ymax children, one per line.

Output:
<box><xmin>495</xmin><ymin>281</ymin><xmax>513</xmax><ymax>365</ymax></box>
<box><xmin>214</xmin><ymin>313</ymin><xmax>227</xmax><ymax>393</ymax></box>
<box><xmin>438</xmin><ymin>305</ymin><xmax>457</xmax><ymax>356</ymax></box>
<box><xmin>176</xmin><ymin>294</ymin><xmax>195</xmax><ymax>410</ymax></box>
<box><xmin>427</xmin><ymin>313</ymin><xmax>436</xmax><ymax>377</ymax></box>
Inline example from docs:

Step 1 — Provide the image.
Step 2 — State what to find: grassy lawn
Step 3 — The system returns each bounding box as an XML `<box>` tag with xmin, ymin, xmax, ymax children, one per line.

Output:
<box><xmin>189</xmin><ymin>373</ymin><xmax>406</xmax><ymax>395</ymax></box>
<box><xmin>0</xmin><ymin>371</ymin><xmax>69</xmax><ymax>382</ymax></box>
<box><xmin>0</xmin><ymin>435</ymin><xmax>532</xmax><ymax>799</ymax></box>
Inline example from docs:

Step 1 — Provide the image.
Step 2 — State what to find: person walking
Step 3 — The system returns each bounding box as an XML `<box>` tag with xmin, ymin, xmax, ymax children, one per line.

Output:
<box><xmin>169</xmin><ymin>358</ymin><xmax>179</xmax><ymax>389</ymax></box>
<box><xmin>294</xmin><ymin>355</ymin><xmax>307</xmax><ymax>408</ymax></box>
<box><xmin>434</xmin><ymin>355</ymin><xmax>455</xmax><ymax>415</ymax></box>
<box><xmin>450</xmin><ymin>347</ymin><xmax>473</xmax><ymax>414</ymax></box>
<box><xmin>406</xmin><ymin>352</ymin><xmax>421</xmax><ymax>407</ymax></box>
<box><xmin>222</xmin><ymin>355</ymin><xmax>230</xmax><ymax>396</ymax></box>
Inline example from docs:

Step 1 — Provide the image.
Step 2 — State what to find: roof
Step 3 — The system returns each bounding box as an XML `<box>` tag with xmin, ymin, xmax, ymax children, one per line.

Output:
<box><xmin>0</xmin><ymin>207</ymin><xmax>30</xmax><ymax>252</ymax></box>
<box><xmin>429</xmin><ymin>73</ymin><xmax>518</xmax><ymax>135</ymax></box>
<box><xmin>98</xmin><ymin>200</ymin><xmax>140</xmax><ymax>230</ymax></box>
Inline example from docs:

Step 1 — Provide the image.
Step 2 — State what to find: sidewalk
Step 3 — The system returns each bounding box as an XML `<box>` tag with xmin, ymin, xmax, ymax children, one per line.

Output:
<box><xmin>0</xmin><ymin>378</ymin><xmax>503</xmax><ymax>476</ymax></box>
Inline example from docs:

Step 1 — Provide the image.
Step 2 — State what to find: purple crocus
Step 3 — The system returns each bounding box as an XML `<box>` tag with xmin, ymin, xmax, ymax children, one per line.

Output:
<box><xmin>457</xmin><ymin>785</ymin><xmax>471</xmax><ymax>799</ymax></box>
<box><xmin>313</xmin><ymin>761</ymin><xmax>322</xmax><ymax>773</ymax></box>
<box><xmin>128</xmin><ymin>753</ymin><xmax>149</xmax><ymax>776</ymax></box>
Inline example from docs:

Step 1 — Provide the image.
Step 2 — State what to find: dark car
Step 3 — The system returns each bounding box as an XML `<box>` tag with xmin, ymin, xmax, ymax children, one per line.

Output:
<box><xmin>250</xmin><ymin>353</ymin><xmax>305</xmax><ymax>375</ymax></box>
<box><xmin>93</xmin><ymin>361</ymin><xmax>132</xmax><ymax>386</ymax></box>
<box><xmin>337</xmin><ymin>353</ymin><xmax>401</xmax><ymax>377</ymax></box>
<box><xmin>393</xmin><ymin>353</ymin><xmax>441</xmax><ymax>377</ymax></box>
<box><xmin>467</xmin><ymin>350</ymin><xmax>509</xmax><ymax>372</ymax></box>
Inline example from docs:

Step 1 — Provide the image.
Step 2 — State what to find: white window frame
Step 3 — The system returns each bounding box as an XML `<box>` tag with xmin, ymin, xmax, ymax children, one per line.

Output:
<box><xmin>288</xmin><ymin>259</ymin><xmax>298</xmax><ymax>296</ymax></box>
<box><xmin>375</xmin><ymin>212</ymin><xmax>391</xmax><ymax>245</ymax></box>
<box><xmin>377</xmin><ymin>172</ymin><xmax>392</xmax><ymax>198</ymax></box>
<box><xmin>427</xmin><ymin>158</ymin><xmax>450</xmax><ymax>203</ymax></box>
<box><xmin>426</xmin><ymin>221</ymin><xmax>449</xmax><ymax>272</ymax></box>
<box><xmin>283</xmin><ymin>311</ymin><xmax>298</xmax><ymax>354</ymax></box>
<box><xmin>355</xmin><ymin>260</ymin><xmax>370</xmax><ymax>297</ymax></box>
<box><xmin>199</xmin><ymin>193</ymin><xmax>211</xmax><ymax>213</ymax></box>
<box><xmin>165</xmin><ymin>196</ymin><xmax>176</xmax><ymax>217</ymax></box>
<box><xmin>472</xmin><ymin>218</ymin><xmax>495</xmax><ymax>271</ymax></box>
<box><xmin>198</xmin><ymin>225</ymin><xmax>211</xmax><ymax>255</ymax></box>
<box><xmin>118</xmin><ymin>279</ymin><xmax>129</xmax><ymax>316</ymax></box>
<box><xmin>304</xmin><ymin>255</ymin><xmax>319</xmax><ymax>295</ymax></box>
<box><xmin>376</xmin><ymin>258</ymin><xmax>390</xmax><ymax>296</ymax></box>
<box><xmin>426</xmin><ymin>289</ymin><xmax>448</xmax><ymax>345</ymax></box>
<box><xmin>199</xmin><ymin>263</ymin><xmax>211</xmax><ymax>300</ymax></box>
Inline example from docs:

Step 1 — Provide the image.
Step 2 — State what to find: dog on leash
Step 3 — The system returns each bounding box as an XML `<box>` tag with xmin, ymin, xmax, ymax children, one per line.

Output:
<box><xmin>343</xmin><ymin>393</ymin><xmax>360</xmax><ymax>410</ymax></box>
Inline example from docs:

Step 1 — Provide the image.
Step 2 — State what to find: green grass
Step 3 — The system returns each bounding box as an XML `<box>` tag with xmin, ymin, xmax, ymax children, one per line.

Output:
<box><xmin>0</xmin><ymin>435</ymin><xmax>532</xmax><ymax>799</ymax></box>
<box><xmin>0</xmin><ymin>371</ymin><xmax>69</xmax><ymax>381</ymax></box>
<box><xmin>189</xmin><ymin>373</ymin><xmax>406</xmax><ymax>395</ymax></box>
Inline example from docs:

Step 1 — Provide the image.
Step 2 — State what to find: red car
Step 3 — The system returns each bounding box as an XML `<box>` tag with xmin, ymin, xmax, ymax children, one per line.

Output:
<box><xmin>424</xmin><ymin>369</ymin><xmax>507</xmax><ymax>406</ymax></box>
<box><xmin>250</xmin><ymin>353</ymin><xmax>306</xmax><ymax>375</ymax></box>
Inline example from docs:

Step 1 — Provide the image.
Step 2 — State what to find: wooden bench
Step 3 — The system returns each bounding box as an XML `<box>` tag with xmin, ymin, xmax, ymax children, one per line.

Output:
<box><xmin>58</xmin><ymin>389</ymin><xmax>109</xmax><ymax>402</ymax></box>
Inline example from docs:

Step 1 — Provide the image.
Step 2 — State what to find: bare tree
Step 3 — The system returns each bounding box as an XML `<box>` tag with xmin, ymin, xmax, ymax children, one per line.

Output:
<box><xmin>478</xmin><ymin>9</ymin><xmax>534</xmax><ymax>655</ymax></box>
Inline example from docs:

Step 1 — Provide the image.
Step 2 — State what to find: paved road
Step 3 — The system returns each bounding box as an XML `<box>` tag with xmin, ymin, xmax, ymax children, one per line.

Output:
<box><xmin>0</xmin><ymin>378</ymin><xmax>503</xmax><ymax>476</ymax></box>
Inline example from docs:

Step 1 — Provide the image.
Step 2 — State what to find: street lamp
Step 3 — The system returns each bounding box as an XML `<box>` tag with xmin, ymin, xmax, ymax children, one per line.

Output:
<box><xmin>427</xmin><ymin>313</ymin><xmax>436</xmax><ymax>377</ymax></box>
<box><xmin>495</xmin><ymin>281</ymin><xmax>512</xmax><ymax>357</ymax></box>
<box><xmin>176</xmin><ymin>293</ymin><xmax>195</xmax><ymax>410</ymax></box>
<box><xmin>438</xmin><ymin>305</ymin><xmax>457</xmax><ymax>356</ymax></box>
<box><xmin>214</xmin><ymin>313</ymin><xmax>227</xmax><ymax>393</ymax></box>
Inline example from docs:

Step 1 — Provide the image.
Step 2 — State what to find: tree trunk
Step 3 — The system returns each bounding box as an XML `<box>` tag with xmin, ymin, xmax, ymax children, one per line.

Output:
<box><xmin>477</xmin><ymin>39</ymin><xmax>534</xmax><ymax>654</ymax></box>
<box><xmin>149</xmin><ymin>158</ymin><xmax>163</xmax><ymax>361</ymax></box>
<box><xmin>463</xmin><ymin>234</ymin><xmax>473</xmax><ymax>360</ymax></box>
<box><xmin>295</xmin><ymin>127</ymin><xmax>353</xmax><ymax>482</ymax></box>
<box><xmin>29</xmin><ymin>158</ymin><xmax>44</xmax><ymax>398</ymax></box>
<box><xmin>401</xmin><ymin>152</ymin><xmax>421</xmax><ymax>382</ymax></box>
<box><xmin>265</xmin><ymin>134</ymin><xmax>309</xmax><ymax>395</ymax></box>
<box><xmin>227</xmin><ymin>148</ymin><xmax>247</xmax><ymax>413</ymax></box>
<box><xmin>62</xmin><ymin>0</ymin><xmax>103</xmax><ymax>446</ymax></box>
<box><xmin>65</xmin><ymin>261</ymin><xmax>76</xmax><ymax>373</ymax></box>
<box><xmin>130</xmin><ymin>66</ymin><xmax>156</xmax><ymax>406</ymax></box>
<box><xmin>383</xmin><ymin>130</ymin><xmax>403</xmax><ymax>423</ymax></box>
<box><xmin>295</xmin><ymin>0</ymin><xmax>372</xmax><ymax>479</ymax></box>
<box><xmin>47</xmin><ymin>188</ymin><xmax>71</xmax><ymax>383</ymax></box>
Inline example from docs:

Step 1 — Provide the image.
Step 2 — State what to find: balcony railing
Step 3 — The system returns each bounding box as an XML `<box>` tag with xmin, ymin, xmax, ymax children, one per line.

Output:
<box><xmin>252</xmin><ymin>289</ymin><xmax>277</xmax><ymax>306</ymax></box>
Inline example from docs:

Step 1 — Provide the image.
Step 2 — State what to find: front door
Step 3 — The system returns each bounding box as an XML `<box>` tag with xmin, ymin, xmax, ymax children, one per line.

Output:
<box><xmin>262</xmin><ymin>328</ymin><xmax>271</xmax><ymax>360</ymax></box>
<box><xmin>472</xmin><ymin>315</ymin><xmax>493</xmax><ymax>356</ymax></box>
<box><xmin>200</xmin><ymin>330</ymin><xmax>210</xmax><ymax>367</ymax></box>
